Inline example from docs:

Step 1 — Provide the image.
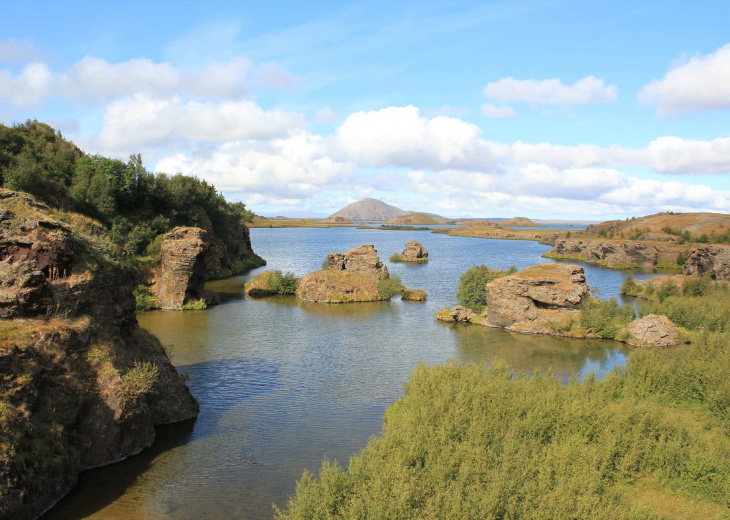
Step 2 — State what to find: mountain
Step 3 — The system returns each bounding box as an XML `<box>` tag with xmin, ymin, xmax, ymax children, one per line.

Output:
<box><xmin>329</xmin><ymin>198</ymin><xmax>409</xmax><ymax>221</ymax></box>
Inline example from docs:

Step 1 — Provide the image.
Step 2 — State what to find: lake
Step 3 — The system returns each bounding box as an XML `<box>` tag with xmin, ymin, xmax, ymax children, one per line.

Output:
<box><xmin>45</xmin><ymin>228</ymin><xmax>655</xmax><ymax>519</ymax></box>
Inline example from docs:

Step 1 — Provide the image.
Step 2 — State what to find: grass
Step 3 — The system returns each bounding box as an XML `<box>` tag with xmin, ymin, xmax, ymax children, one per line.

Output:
<box><xmin>401</xmin><ymin>289</ymin><xmax>427</xmax><ymax>301</ymax></box>
<box><xmin>134</xmin><ymin>284</ymin><xmax>159</xmax><ymax>312</ymax></box>
<box><xmin>377</xmin><ymin>274</ymin><xmax>405</xmax><ymax>299</ymax></box>
<box><xmin>180</xmin><ymin>299</ymin><xmax>207</xmax><ymax>311</ymax></box>
<box><xmin>245</xmin><ymin>270</ymin><xmax>300</xmax><ymax>296</ymax></box>
<box><xmin>389</xmin><ymin>253</ymin><xmax>428</xmax><ymax>263</ymax></box>
<box><xmin>297</xmin><ymin>270</ymin><xmax>382</xmax><ymax>303</ymax></box>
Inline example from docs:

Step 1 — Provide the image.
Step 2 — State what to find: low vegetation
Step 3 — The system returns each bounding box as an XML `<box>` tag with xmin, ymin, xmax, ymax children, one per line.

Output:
<box><xmin>456</xmin><ymin>265</ymin><xmax>516</xmax><ymax>313</ymax></box>
<box><xmin>389</xmin><ymin>253</ymin><xmax>428</xmax><ymax>263</ymax></box>
<box><xmin>245</xmin><ymin>270</ymin><xmax>300</xmax><ymax>296</ymax></box>
<box><xmin>377</xmin><ymin>274</ymin><xmax>405</xmax><ymax>300</ymax></box>
<box><xmin>180</xmin><ymin>299</ymin><xmax>207</xmax><ymax>311</ymax></box>
<box><xmin>400</xmin><ymin>289</ymin><xmax>427</xmax><ymax>301</ymax></box>
<box><xmin>278</xmin><ymin>282</ymin><xmax>730</xmax><ymax>520</ymax></box>
<box><xmin>580</xmin><ymin>296</ymin><xmax>635</xmax><ymax>340</ymax></box>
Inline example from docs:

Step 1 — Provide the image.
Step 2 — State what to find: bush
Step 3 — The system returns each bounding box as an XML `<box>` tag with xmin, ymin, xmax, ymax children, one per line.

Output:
<box><xmin>269</xmin><ymin>271</ymin><xmax>299</xmax><ymax>295</ymax></box>
<box><xmin>456</xmin><ymin>265</ymin><xmax>510</xmax><ymax>313</ymax></box>
<box><xmin>134</xmin><ymin>284</ymin><xmax>158</xmax><ymax>312</ymax></box>
<box><xmin>619</xmin><ymin>274</ymin><xmax>641</xmax><ymax>296</ymax></box>
<box><xmin>180</xmin><ymin>299</ymin><xmax>207</xmax><ymax>311</ymax></box>
<box><xmin>121</xmin><ymin>361</ymin><xmax>159</xmax><ymax>401</ymax></box>
<box><xmin>682</xmin><ymin>276</ymin><xmax>710</xmax><ymax>297</ymax></box>
<box><xmin>580</xmin><ymin>296</ymin><xmax>635</xmax><ymax>339</ymax></box>
<box><xmin>377</xmin><ymin>274</ymin><xmax>405</xmax><ymax>299</ymax></box>
<box><xmin>656</xmin><ymin>278</ymin><xmax>680</xmax><ymax>302</ymax></box>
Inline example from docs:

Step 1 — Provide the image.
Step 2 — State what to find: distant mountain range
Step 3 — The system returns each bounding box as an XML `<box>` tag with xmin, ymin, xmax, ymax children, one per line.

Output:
<box><xmin>329</xmin><ymin>198</ymin><xmax>410</xmax><ymax>221</ymax></box>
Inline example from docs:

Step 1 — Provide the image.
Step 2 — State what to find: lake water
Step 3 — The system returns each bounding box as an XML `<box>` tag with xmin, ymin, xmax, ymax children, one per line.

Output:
<box><xmin>46</xmin><ymin>228</ymin><xmax>653</xmax><ymax>519</ymax></box>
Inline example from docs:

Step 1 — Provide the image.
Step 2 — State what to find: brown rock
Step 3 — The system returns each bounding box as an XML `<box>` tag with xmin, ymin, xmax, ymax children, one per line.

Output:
<box><xmin>684</xmin><ymin>245</ymin><xmax>730</xmax><ymax>280</ymax></box>
<box><xmin>450</xmin><ymin>305</ymin><xmax>475</xmax><ymax>322</ymax></box>
<box><xmin>547</xmin><ymin>238</ymin><xmax>687</xmax><ymax>268</ymax></box>
<box><xmin>153</xmin><ymin>227</ymin><xmax>218</xmax><ymax>309</ymax></box>
<box><xmin>486</xmin><ymin>263</ymin><xmax>588</xmax><ymax>331</ymax></box>
<box><xmin>0</xmin><ymin>190</ymin><xmax>198</xmax><ymax>519</ymax></box>
<box><xmin>324</xmin><ymin>244</ymin><xmax>389</xmax><ymax>279</ymax></box>
<box><xmin>399</xmin><ymin>240</ymin><xmax>428</xmax><ymax>262</ymax></box>
<box><xmin>627</xmin><ymin>314</ymin><xmax>680</xmax><ymax>346</ymax></box>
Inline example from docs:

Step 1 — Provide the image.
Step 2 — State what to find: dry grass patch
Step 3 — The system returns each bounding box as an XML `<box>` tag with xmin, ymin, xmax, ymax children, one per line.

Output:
<box><xmin>401</xmin><ymin>289</ymin><xmax>427</xmax><ymax>301</ymax></box>
<box><xmin>297</xmin><ymin>270</ymin><xmax>383</xmax><ymax>303</ymax></box>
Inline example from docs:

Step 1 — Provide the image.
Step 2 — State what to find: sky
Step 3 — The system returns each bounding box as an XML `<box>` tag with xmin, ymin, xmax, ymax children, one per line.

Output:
<box><xmin>1</xmin><ymin>0</ymin><xmax>729</xmax><ymax>219</ymax></box>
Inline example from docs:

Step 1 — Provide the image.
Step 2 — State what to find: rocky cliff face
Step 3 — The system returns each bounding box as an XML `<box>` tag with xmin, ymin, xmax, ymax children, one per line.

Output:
<box><xmin>0</xmin><ymin>190</ymin><xmax>198</xmax><ymax>519</ymax></box>
<box><xmin>485</xmin><ymin>263</ymin><xmax>588</xmax><ymax>333</ymax></box>
<box><xmin>684</xmin><ymin>245</ymin><xmax>730</xmax><ymax>280</ymax></box>
<box><xmin>324</xmin><ymin>244</ymin><xmax>389</xmax><ymax>278</ymax></box>
<box><xmin>545</xmin><ymin>238</ymin><xmax>687</xmax><ymax>268</ymax></box>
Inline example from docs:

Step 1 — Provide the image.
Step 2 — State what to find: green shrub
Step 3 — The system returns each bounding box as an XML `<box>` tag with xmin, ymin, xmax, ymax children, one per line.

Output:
<box><xmin>656</xmin><ymin>278</ymin><xmax>680</xmax><ymax>302</ymax></box>
<box><xmin>580</xmin><ymin>296</ymin><xmax>635</xmax><ymax>339</ymax></box>
<box><xmin>619</xmin><ymin>274</ymin><xmax>641</xmax><ymax>296</ymax></box>
<box><xmin>456</xmin><ymin>265</ymin><xmax>510</xmax><ymax>313</ymax></box>
<box><xmin>180</xmin><ymin>298</ymin><xmax>207</xmax><ymax>311</ymax></box>
<box><xmin>682</xmin><ymin>276</ymin><xmax>710</xmax><ymax>297</ymax></box>
<box><xmin>269</xmin><ymin>271</ymin><xmax>299</xmax><ymax>295</ymax></box>
<box><xmin>377</xmin><ymin>274</ymin><xmax>405</xmax><ymax>299</ymax></box>
<box><xmin>133</xmin><ymin>284</ymin><xmax>158</xmax><ymax>312</ymax></box>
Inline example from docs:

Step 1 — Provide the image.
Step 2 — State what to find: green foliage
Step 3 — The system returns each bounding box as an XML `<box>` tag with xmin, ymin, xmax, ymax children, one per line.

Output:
<box><xmin>278</xmin><ymin>359</ymin><xmax>730</xmax><ymax>520</ymax></box>
<box><xmin>456</xmin><ymin>265</ymin><xmax>510</xmax><ymax>313</ymax></box>
<box><xmin>682</xmin><ymin>276</ymin><xmax>710</xmax><ymax>297</ymax></box>
<box><xmin>134</xmin><ymin>285</ymin><xmax>158</xmax><ymax>312</ymax></box>
<box><xmin>656</xmin><ymin>278</ymin><xmax>680</xmax><ymax>302</ymax></box>
<box><xmin>180</xmin><ymin>299</ymin><xmax>207</xmax><ymax>311</ymax></box>
<box><xmin>619</xmin><ymin>275</ymin><xmax>641</xmax><ymax>296</ymax></box>
<box><xmin>1</xmin><ymin>121</ymin><xmax>259</xmax><ymax>266</ymax></box>
<box><xmin>268</xmin><ymin>271</ymin><xmax>300</xmax><ymax>295</ymax></box>
<box><xmin>641</xmin><ymin>283</ymin><xmax>730</xmax><ymax>334</ymax></box>
<box><xmin>580</xmin><ymin>296</ymin><xmax>635</xmax><ymax>339</ymax></box>
<box><xmin>377</xmin><ymin>274</ymin><xmax>405</xmax><ymax>299</ymax></box>
<box><xmin>121</xmin><ymin>361</ymin><xmax>159</xmax><ymax>400</ymax></box>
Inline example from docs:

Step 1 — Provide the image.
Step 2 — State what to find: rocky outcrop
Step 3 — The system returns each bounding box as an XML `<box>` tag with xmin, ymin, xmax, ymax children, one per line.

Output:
<box><xmin>627</xmin><ymin>314</ymin><xmax>680</xmax><ymax>347</ymax></box>
<box><xmin>0</xmin><ymin>190</ymin><xmax>198</xmax><ymax>519</ymax></box>
<box><xmin>298</xmin><ymin>245</ymin><xmax>402</xmax><ymax>303</ymax></box>
<box><xmin>684</xmin><ymin>245</ymin><xmax>730</xmax><ymax>280</ymax></box>
<box><xmin>545</xmin><ymin>238</ymin><xmax>687</xmax><ymax>268</ymax></box>
<box><xmin>324</xmin><ymin>244</ymin><xmax>389</xmax><ymax>279</ymax></box>
<box><xmin>396</xmin><ymin>241</ymin><xmax>429</xmax><ymax>262</ymax></box>
<box><xmin>485</xmin><ymin>264</ymin><xmax>588</xmax><ymax>333</ymax></box>
<box><xmin>153</xmin><ymin>227</ymin><xmax>217</xmax><ymax>310</ymax></box>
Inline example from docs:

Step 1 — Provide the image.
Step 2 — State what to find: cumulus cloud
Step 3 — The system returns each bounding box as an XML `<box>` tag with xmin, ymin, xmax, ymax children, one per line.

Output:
<box><xmin>0</xmin><ymin>56</ymin><xmax>298</xmax><ymax>106</ymax></box>
<box><xmin>639</xmin><ymin>44</ymin><xmax>730</xmax><ymax>115</ymax></box>
<box><xmin>93</xmin><ymin>95</ymin><xmax>306</xmax><ymax>153</ymax></box>
<box><xmin>484</xmin><ymin>75</ymin><xmax>617</xmax><ymax>105</ymax></box>
<box><xmin>0</xmin><ymin>39</ymin><xmax>48</xmax><ymax>63</ymax></box>
<box><xmin>335</xmin><ymin>105</ymin><xmax>498</xmax><ymax>170</ymax></box>
<box><xmin>481</xmin><ymin>103</ymin><xmax>517</xmax><ymax>118</ymax></box>
<box><xmin>154</xmin><ymin>131</ymin><xmax>354</xmax><ymax>198</ymax></box>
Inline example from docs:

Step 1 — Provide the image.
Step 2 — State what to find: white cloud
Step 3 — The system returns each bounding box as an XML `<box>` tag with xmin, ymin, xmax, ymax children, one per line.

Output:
<box><xmin>481</xmin><ymin>103</ymin><xmax>517</xmax><ymax>118</ymax></box>
<box><xmin>0</xmin><ymin>56</ymin><xmax>298</xmax><ymax>106</ymax></box>
<box><xmin>335</xmin><ymin>105</ymin><xmax>494</xmax><ymax>170</ymax></box>
<box><xmin>93</xmin><ymin>95</ymin><xmax>306</xmax><ymax>153</ymax></box>
<box><xmin>484</xmin><ymin>75</ymin><xmax>617</xmax><ymax>105</ymax></box>
<box><xmin>0</xmin><ymin>39</ymin><xmax>48</xmax><ymax>63</ymax></box>
<box><xmin>154</xmin><ymin>131</ymin><xmax>354</xmax><ymax>198</ymax></box>
<box><xmin>645</xmin><ymin>136</ymin><xmax>730</xmax><ymax>174</ymax></box>
<box><xmin>639</xmin><ymin>44</ymin><xmax>730</xmax><ymax>115</ymax></box>
<box><xmin>0</xmin><ymin>63</ymin><xmax>54</xmax><ymax>106</ymax></box>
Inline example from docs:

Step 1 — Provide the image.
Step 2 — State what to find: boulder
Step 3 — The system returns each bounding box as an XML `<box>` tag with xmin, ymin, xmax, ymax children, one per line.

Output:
<box><xmin>450</xmin><ymin>305</ymin><xmax>476</xmax><ymax>322</ymax></box>
<box><xmin>627</xmin><ymin>314</ymin><xmax>680</xmax><ymax>347</ymax></box>
<box><xmin>684</xmin><ymin>245</ymin><xmax>730</xmax><ymax>280</ymax></box>
<box><xmin>324</xmin><ymin>244</ymin><xmax>389</xmax><ymax>278</ymax></box>
<box><xmin>153</xmin><ymin>227</ymin><xmax>218</xmax><ymax>309</ymax></box>
<box><xmin>399</xmin><ymin>240</ymin><xmax>428</xmax><ymax>262</ymax></box>
<box><xmin>486</xmin><ymin>263</ymin><xmax>588</xmax><ymax>332</ymax></box>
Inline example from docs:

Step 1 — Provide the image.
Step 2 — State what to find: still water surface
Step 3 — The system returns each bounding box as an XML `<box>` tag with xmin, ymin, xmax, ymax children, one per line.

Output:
<box><xmin>47</xmin><ymin>228</ymin><xmax>652</xmax><ymax>519</ymax></box>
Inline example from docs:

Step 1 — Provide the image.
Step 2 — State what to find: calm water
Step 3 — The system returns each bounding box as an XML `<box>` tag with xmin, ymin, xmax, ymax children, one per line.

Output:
<box><xmin>47</xmin><ymin>228</ymin><xmax>651</xmax><ymax>519</ymax></box>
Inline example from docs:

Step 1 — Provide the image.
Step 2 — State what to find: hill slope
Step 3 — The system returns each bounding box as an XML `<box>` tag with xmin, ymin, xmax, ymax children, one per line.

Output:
<box><xmin>386</xmin><ymin>213</ymin><xmax>440</xmax><ymax>225</ymax></box>
<box><xmin>329</xmin><ymin>198</ymin><xmax>409</xmax><ymax>221</ymax></box>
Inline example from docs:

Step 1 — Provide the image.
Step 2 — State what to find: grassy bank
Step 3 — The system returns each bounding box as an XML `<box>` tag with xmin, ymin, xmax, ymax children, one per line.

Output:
<box><xmin>277</xmin><ymin>284</ymin><xmax>730</xmax><ymax>520</ymax></box>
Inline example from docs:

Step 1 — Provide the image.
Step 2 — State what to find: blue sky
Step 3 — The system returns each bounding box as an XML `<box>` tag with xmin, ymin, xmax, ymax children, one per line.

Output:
<box><xmin>1</xmin><ymin>0</ymin><xmax>729</xmax><ymax>219</ymax></box>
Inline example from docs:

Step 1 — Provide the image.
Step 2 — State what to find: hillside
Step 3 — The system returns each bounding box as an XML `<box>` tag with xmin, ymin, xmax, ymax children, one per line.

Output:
<box><xmin>589</xmin><ymin>212</ymin><xmax>730</xmax><ymax>240</ymax></box>
<box><xmin>385</xmin><ymin>213</ymin><xmax>440</xmax><ymax>225</ymax></box>
<box><xmin>322</xmin><ymin>215</ymin><xmax>352</xmax><ymax>224</ymax></box>
<box><xmin>329</xmin><ymin>198</ymin><xmax>409</xmax><ymax>221</ymax></box>
<box><xmin>496</xmin><ymin>217</ymin><xmax>537</xmax><ymax>227</ymax></box>
<box><xmin>0</xmin><ymin>120</ymin><xmax>263</xmax><ymax>276</ymax></box>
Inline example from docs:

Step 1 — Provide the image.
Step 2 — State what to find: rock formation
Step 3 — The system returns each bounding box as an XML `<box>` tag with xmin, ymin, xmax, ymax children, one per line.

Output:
<box><xmin>684</xmin><ymin>245</ymin><xmax>730</xmax><ymax>280</ymax></box>
<box><xmin>545</xmin><ymin>238</ymin><xmax>687</xmax><ymax>268</ymax></box>
<box><xmin>153</xmin><ymin>227</ymin><xmax>217</xmax><ymax>309</ymax></box>
<box><xmin>627</xmin><ymin>314</ymin><xmax>680</xmax><ymax>347</ymax></box>
<box><xmin>396</xmin><ymin>241</ymin><xmax>429</xmax><ymax>262</ymax></box>
<box><xmin>0</xmin><ymin>189</ymin><xmax>198</xmax><ymax>519</ymax></box>
<box><xmin>485</xmin><ymin>263</ymin><xmax>588</xmax><ymax>333</ymax></box>
<box><xmin>324</xmin><ymin>244</ymin><xmax>389</xmax><ymax>279</ymax></box>
<box><xmin>298</xmin><ymin>245</ymin><xmax>401</xmax><ymax>303</ymax></box>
